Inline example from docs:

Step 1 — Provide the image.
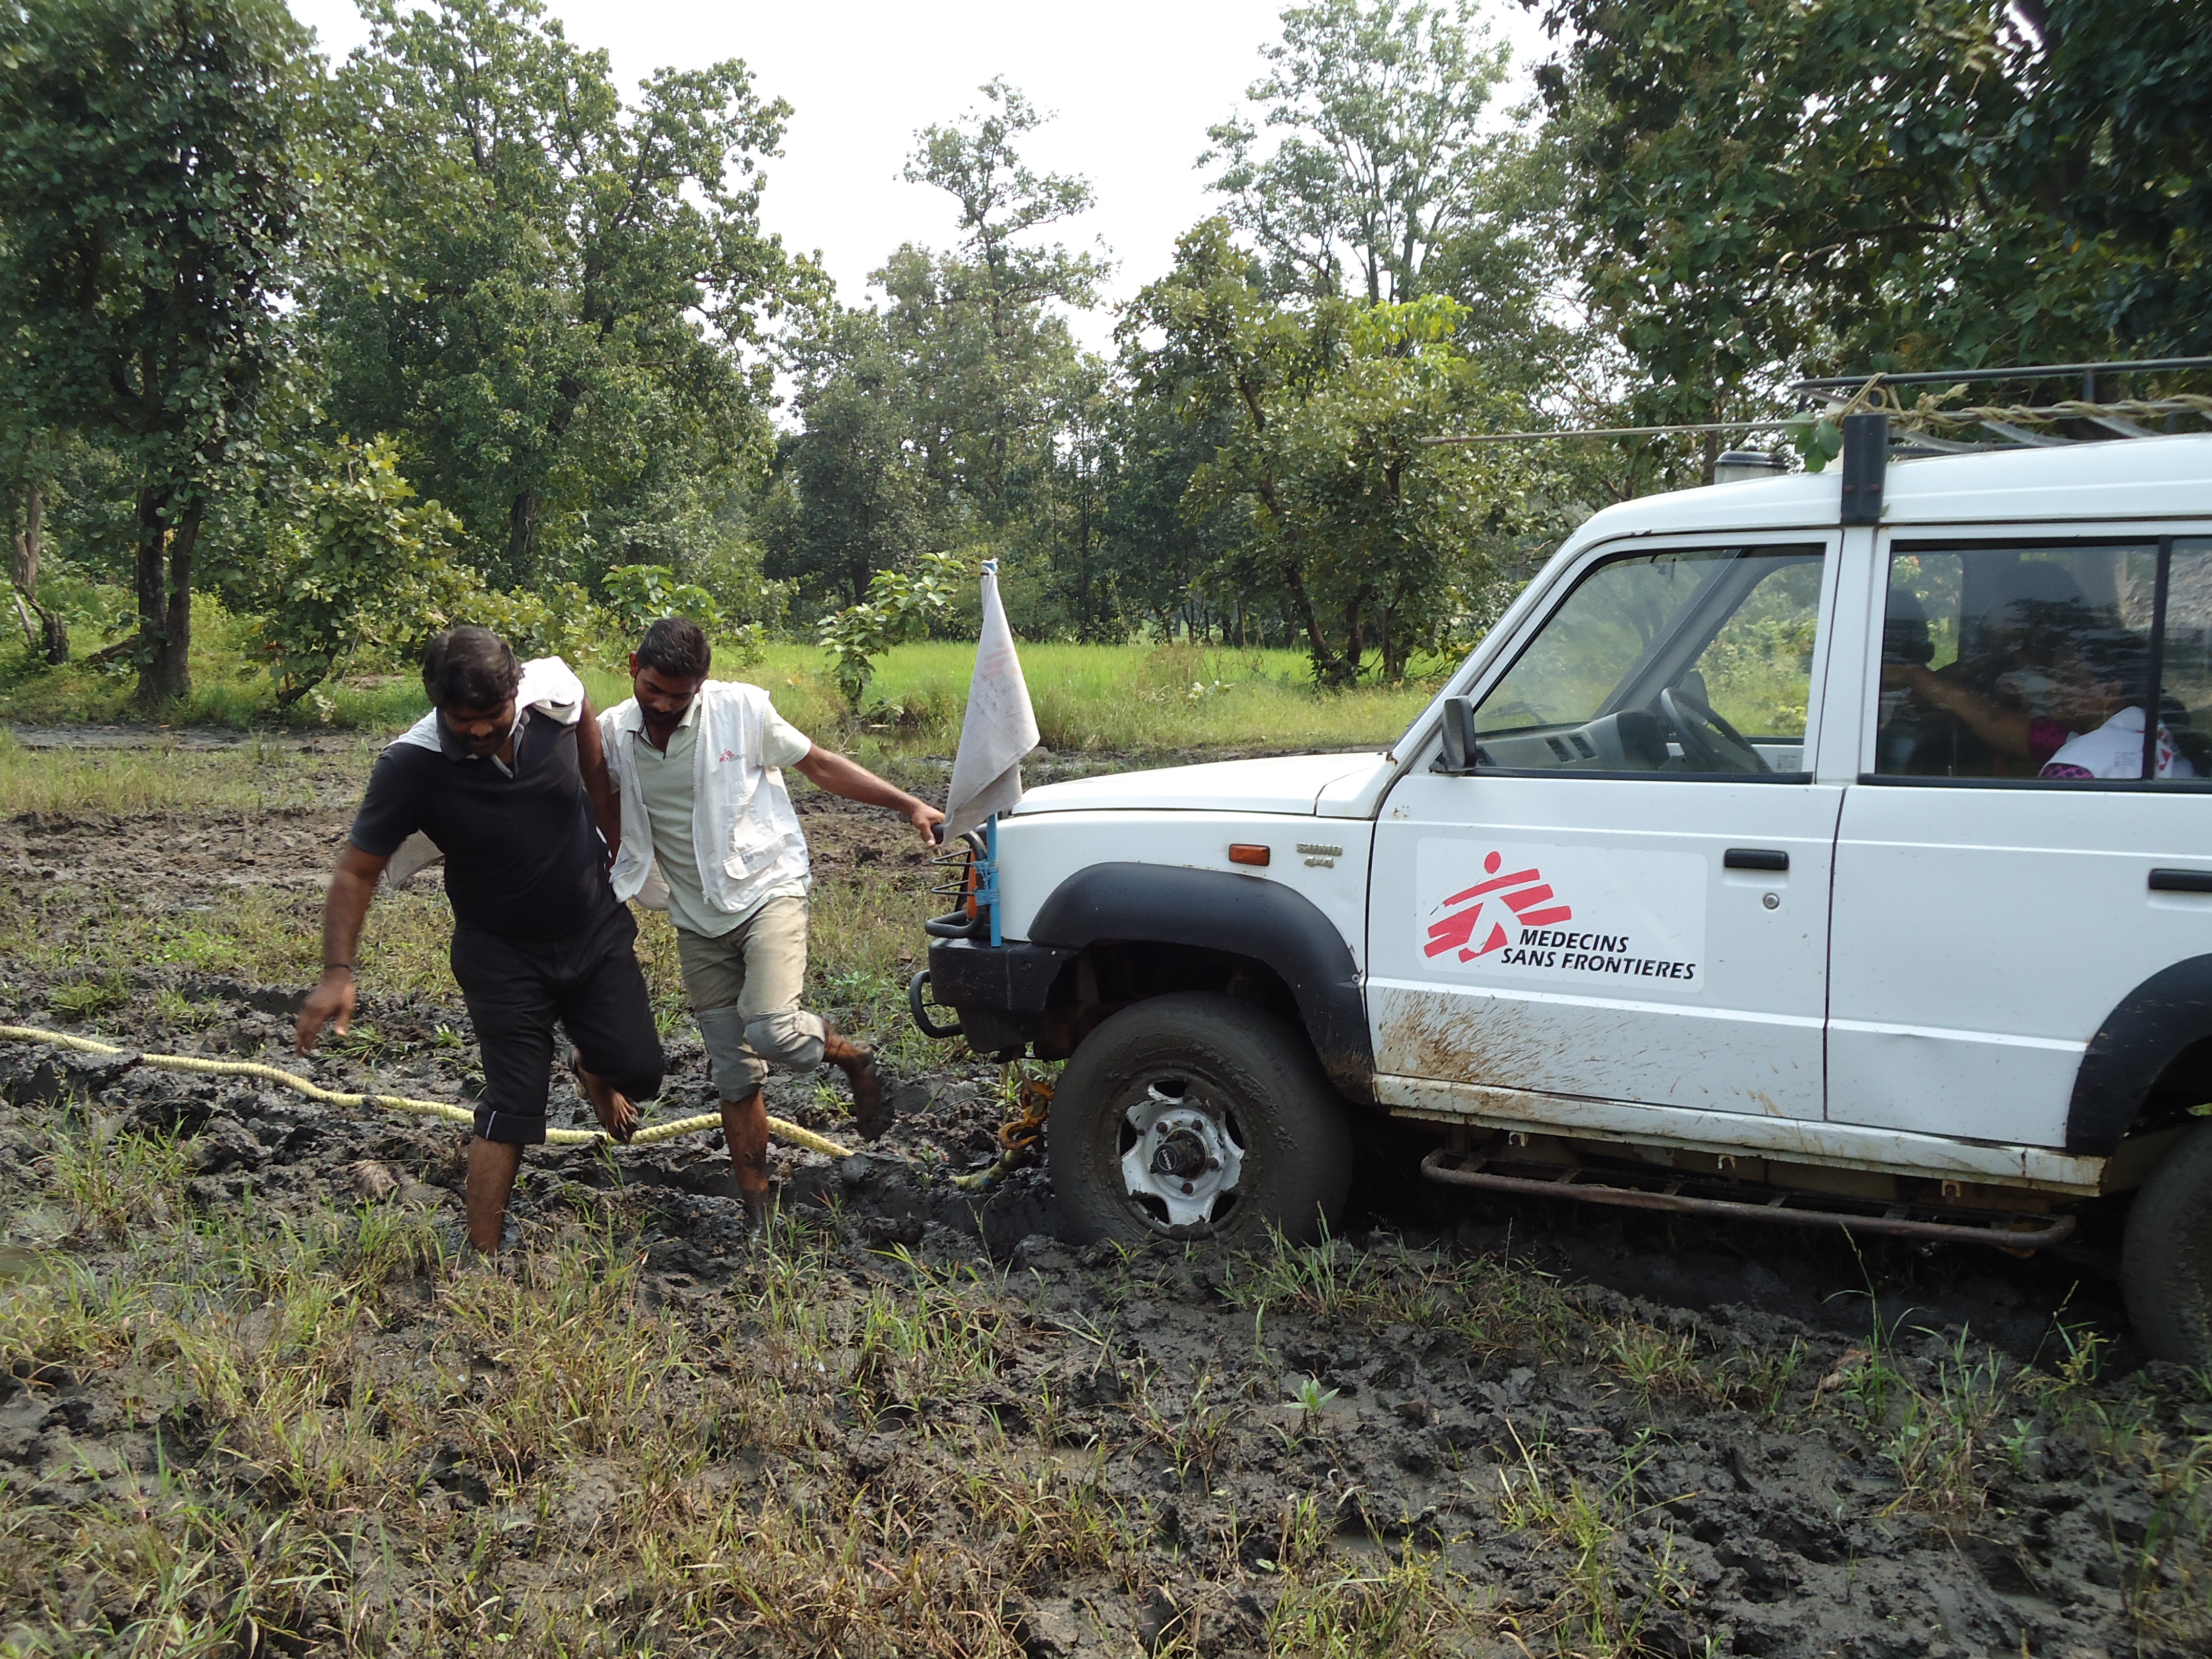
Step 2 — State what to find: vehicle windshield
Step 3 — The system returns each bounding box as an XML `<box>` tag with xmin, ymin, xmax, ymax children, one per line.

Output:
<box><xmin>1469</xmin><ymin>546</ymin><xmax>1824</xmax><ymax>776</ymax></box>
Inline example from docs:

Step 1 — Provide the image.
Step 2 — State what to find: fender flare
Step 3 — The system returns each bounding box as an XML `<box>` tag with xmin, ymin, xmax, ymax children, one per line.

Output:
<box><xmin>1029</xmin><ymin>862</ymin><xmax>1374</xmax><ymax>1102</ymax></box>
<box><xmin>2068</xmin><ymin>953</ymin><xmax>2212</xmax><ymax>1154</ymax></box>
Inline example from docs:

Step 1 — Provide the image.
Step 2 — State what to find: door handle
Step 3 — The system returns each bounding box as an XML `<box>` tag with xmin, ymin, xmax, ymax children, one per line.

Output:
<box><xmin>2150</xmin><ymin>868</ymin><xmax>2212</xmax><ymax>893</ymax></box>
<box><xmin>1724</xmin><ymin>848</ymin><xmax>1789</xmax><ymax>872</ymax></box>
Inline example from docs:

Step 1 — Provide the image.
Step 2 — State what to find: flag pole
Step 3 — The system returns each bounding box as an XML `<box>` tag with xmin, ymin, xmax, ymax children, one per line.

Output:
<box><xmin>984</xmin><ymin>814</ymin><xmax>1002</xmax><ymax>947</ymax></box>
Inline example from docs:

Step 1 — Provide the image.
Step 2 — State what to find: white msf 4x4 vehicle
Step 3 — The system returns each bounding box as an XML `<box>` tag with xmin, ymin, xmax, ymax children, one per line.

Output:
<box><xmin>919</xmin><ymin>409</ymin><xmax>2212</xmax><ymax>1366</ymax></box>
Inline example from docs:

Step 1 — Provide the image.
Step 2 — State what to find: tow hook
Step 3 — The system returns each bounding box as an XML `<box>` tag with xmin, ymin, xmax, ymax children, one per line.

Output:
<box><xmin>909</xmin><ymin>970</ymin><xmax>962</xmax><ymax>1039</ymax></box>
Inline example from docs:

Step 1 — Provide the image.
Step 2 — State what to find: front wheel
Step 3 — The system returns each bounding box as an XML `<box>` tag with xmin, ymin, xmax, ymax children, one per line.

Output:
<box><xmin>1048</xmin><ymin>992</ymin><xmax>1353</xmax><ymax>1247</ymax></box>
<box><xmin>2123</xmin><ymin>1119</ymin><xmax>2212</xmax><ymax>1366</ymax></box>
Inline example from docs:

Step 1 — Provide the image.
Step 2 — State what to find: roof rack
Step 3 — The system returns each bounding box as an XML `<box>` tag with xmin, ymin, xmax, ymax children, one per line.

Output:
<box><xmin>1421</xmin><ymin>356</ymin><xmax>2212</xmax><ymax>453</ymax></box>
<box><xmin>1791</xmin><ymin>356</ymin><xmax>2212</xmax><ymax>398</ymax></box>
<box><xmin>1418</xmin><ymin>356</ymin><xmax>2212</xmax><ymax>527</ymax></box>
<box><xmin>1790</xmin><ymin>356</ymin><xmax>2212</xmax><ymax>458</ymax></box>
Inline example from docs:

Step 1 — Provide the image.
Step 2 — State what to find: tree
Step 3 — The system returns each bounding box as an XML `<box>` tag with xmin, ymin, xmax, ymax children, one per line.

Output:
<box><xmin>1992</xmin><ymin>1</ymin><xmax>2212</xmax><ymax>354</ymax></box>
<box><xmin>771</xmin><ymin>80</ymin><xmax>1107</xmax><ymax>633</ymax></box>
<box><xmin>0</xmin><ymin>0</ymin><xmax>324</xmax><ymax>705</ymax></box>
<box><xmin>1202</xmin><ymin>0</ymin><xmax>1513</xmax><ymax>304</ymax></box>
<box><xmin>772</xmin><ymin>307</ymin><xmax>931</xmax><ymax>605</ymax></box>
<box><xmin>0</xmin><ymin>407</ymin><xmax>68</xmax><ymax>664</ymax></box>
<box><xmin>1126</xmin><ymin>220</ymin><xmax>1537</xmax><ymax>686</ymax></box>
<box><xmin>319</xmin><ymin>0</ymin><xmax>796</xmax><ymax>588</ymax></box>
<box><xmin>1037</xmin><ymin>363</ymin><xmax>1122</xmax><ymax>642</ymax></box>
<box><xmin>1528</xmin><ymin>0</ymin><xmax>2212</xmax><ymax>423</ymax></box>
<box><xmin>888</xmin><ymin>79</ymin><xmax>1103</xmax><ymax>523</ymax></box>
<box><xmin>816</xmin><ymin>549</ymin><xmax>967</xmax><ymax>707</ymax></box>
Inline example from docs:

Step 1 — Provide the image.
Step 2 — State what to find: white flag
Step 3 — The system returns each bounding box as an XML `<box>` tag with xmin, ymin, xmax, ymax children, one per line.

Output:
<box><xmin>944</xmin><ymin>560</ymin><xmax>1039</xmax><ymax>840</ymax></box>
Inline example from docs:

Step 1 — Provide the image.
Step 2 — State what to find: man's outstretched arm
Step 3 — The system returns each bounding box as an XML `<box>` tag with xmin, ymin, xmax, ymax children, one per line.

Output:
<box><xmin>793</xmin><ymin>747</ymin><xmax>945</xmax><ymax>845</ymax></box>
<box><xmin>296</xmin><ymin>843</ymin><xmax>391</xmax><ymax>1053</ymax></box>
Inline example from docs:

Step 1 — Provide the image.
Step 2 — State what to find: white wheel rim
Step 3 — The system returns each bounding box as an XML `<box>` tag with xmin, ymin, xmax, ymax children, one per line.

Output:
<box><xmin>1118</xmin><ymin>1080</ymin><xmax>1245</xmax><ymax>1229</ymax></box>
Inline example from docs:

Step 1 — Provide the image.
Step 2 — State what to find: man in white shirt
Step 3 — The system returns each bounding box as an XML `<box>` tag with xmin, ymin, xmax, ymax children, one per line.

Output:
<box><xmin>600</xmin><ymin>616</ymin><xmax>944</xmax><ymax>1223</ymax></box>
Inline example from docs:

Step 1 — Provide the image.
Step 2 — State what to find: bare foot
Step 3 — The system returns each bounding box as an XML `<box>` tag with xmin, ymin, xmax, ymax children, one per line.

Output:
<box><xmin>741</xmin><ymin>1185</ymin><xmax>775</xmax><ymax>1233</ymax></box>
<box><xmin>570</xmin><ymin>1049</ymin><xmax>639</xmax><ymax>1144</ymax></box>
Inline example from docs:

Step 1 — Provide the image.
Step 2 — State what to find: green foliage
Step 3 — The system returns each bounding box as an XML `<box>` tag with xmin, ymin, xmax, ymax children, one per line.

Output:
<box><xmin>772</xmin><ymin>81</ymin><xmax>1101</xmax><ymax>629</ymax></box>
<box><xmin>7</xmin><ymin>0</ymin><xmax>2200</xmax><ymax>721</ymax></box>
<box><xmin>600</xmin><ymin>561</ymin><xmax>768</xmax><ymax>671</ymax></box>
<box><xmin>1534</xmin><ymin>0</ymin><xmax>2212</xmax><ymax>416</ymax></box>
<box><xmin>1202</xmin><ymin>0</ymin><xmax>1512</xmax><ymax>304</ymax></box>
<box><xmin>456</xmin><ymin>578</ymin><xmax>612</xmax><ymax>670</ymax></box>
<box><xmin>773</xmin><ymin>307</ymin><xmax>933</xmax><ymax>607</ymax></box>
<box><xmin>318</xmin><ymin>0</ymin><xmax>798</xmax><ymax>589</ymax></box>
<box><xmin>2001</xmin><ymin>1</ymin><xmax>2212</xmax><ymax>351</ymax></box>
<box><xmin>601</xmin><ymin>564</ymin><xmax>725</xmax><ymax>637</ymax></box>
<box><xmin>1127</xmin><ymin>221</ymin><xmax>1543</xmax><ymax>686</ymax></box>
<box><xmin>0</xmin><ymin>0</ymin><xmax>329</xmax><ymax>705</ymax></box>
<box><xmin>1792</xmin><ymin>418</ymin><xmax>1846</xmax><ymax>475</ymax></box>
<box><xmin>816</xmin><ymin>551</ymin><xmax>970</xmax><ymax>707</ymax></box>
<box><xmin>243</xmin><ymin>437</ymin><xmax>462</xmax><ymax>704</ymax></box>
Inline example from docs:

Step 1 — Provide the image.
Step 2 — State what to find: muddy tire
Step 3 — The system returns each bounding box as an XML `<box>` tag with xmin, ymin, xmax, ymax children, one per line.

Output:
<box><xmin>1048</xmin><ymin>992</ymin><xmax>1352</xmax><ymax>1247</ymax></box>
<box><xmin>2123</xmin><ymin>1119</ymin><xmax>2212</xmax><ymax>1365</ymax></box>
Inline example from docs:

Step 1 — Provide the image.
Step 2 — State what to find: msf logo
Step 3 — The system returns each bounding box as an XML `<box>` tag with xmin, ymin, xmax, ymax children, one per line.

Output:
<box><xmin>1424</xmin><ymin>850</ymin><xmax>1573</xmax><ymax>962</ymax></box>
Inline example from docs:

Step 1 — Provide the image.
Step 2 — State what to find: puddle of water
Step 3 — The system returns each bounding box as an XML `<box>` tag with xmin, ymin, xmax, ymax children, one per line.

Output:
<box><xmin>0</xmin><ymin>1245</ymin><xmax>54</xmax><ymax>1283</ymax></box>
<box><xmin>1333</xmin><ymin>1531</ymin><xmax>1394</xmax><ymax>1562</ymax></box>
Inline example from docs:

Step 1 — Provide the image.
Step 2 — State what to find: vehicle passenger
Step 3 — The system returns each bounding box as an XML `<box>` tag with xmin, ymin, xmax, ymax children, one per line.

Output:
<box><xmin>1883</xmin><ymin>613</ymin><xmax>2198</xmax><ymax>778</ymax></box>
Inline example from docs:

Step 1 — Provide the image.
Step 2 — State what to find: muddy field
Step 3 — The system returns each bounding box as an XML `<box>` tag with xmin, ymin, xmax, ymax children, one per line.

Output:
<box><xmin>1</xmin><ymin>740</ymin><xmax>2208</xmax><ymax>1656</ymax></box>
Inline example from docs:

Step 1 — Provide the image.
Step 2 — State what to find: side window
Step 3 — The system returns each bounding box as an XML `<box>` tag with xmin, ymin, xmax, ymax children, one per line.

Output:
<box><xmin>1878</xmin><ymin>539</ymin><xmax>2211</xmax><ymax>782</ymax></box>
<box><xmin>1473</xmin><ymin>546</ymin><xmax>1824</xmax><ymax>777</ymax></box>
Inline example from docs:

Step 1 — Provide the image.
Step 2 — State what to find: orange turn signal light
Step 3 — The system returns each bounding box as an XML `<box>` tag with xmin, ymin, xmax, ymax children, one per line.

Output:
<box><xmin>1228</xmin><ymin>843</ymin><xmax>1271</xmax><ymax>866</ymax></box>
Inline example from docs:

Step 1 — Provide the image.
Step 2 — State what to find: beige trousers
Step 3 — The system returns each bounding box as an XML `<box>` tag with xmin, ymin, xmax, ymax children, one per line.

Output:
<box><xmin>675</xmin><ymin>895</ymin><xmax>825</xmax><ymax>1097</ymax></box>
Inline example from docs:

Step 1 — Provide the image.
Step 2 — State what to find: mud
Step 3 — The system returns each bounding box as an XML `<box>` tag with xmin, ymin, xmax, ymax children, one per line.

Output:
<box><xmin>0</xmin><ymin>747</ymin><xmax>2207</xmax><ymax>1654</ymax></box>
<box><xmin>6</xmin><ymin>726</ymin><xmax>377</xmax><ymax>753</ymax></box>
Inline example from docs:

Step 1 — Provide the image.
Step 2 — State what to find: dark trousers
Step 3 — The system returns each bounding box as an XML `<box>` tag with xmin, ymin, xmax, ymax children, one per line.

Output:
<box><xmin>451</xmin><ymin>903</ymin><xmax>664</xmax><ymax>1144</ymax></box>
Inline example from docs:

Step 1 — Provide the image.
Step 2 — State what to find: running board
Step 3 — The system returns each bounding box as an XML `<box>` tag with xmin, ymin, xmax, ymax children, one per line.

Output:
<box><xmin>1419</xmin><ymin>1149</ymin><xmax>2077</xmax><ymax>1251</ymax></box>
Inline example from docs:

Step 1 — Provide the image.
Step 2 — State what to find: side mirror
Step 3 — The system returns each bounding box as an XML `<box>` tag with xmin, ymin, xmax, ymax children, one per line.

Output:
<box><xmin>1437</xmin><ymin>696</ymin><xmax>1479</xmax><ymax>774</ymax></box>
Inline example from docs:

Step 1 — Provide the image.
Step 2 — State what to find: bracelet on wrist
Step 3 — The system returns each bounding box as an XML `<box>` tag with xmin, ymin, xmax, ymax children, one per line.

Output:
<box><xmin>323</xmin><ymin>963</ymin><xmax>354</xmax><ymax>975</ymax></box>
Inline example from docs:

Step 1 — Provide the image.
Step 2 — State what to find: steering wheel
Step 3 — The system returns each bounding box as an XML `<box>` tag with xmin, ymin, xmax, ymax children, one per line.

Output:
<box><xmin>1657</xmin><ymin>687</ymin><xmax>1770</xmax><ymax>774</ymax></box>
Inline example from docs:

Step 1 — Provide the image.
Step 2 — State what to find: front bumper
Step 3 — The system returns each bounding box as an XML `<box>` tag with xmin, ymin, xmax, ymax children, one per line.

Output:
<box><xmin>921</xmin><ymin>937</ymin><xmax>1076</xmax><ymax>1056</ymax></box>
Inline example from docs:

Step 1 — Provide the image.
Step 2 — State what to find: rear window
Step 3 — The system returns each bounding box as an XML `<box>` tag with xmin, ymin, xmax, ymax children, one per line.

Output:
<box><xmin>1877</xmin><ymin>538</ymin><xmax>2212</xmax><ymax>783</ymax></box>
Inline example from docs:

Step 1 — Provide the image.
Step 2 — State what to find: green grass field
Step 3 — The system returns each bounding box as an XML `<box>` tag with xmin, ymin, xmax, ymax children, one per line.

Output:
<box><xmin>731</xmin><ymin>640</ymin><xmax>1435</xmax><ymax>758</ymax></box>
<box><xmin>0</xmin><ymin>595</ymin><xmax>1441</xmax><ymax>761</ymax></box>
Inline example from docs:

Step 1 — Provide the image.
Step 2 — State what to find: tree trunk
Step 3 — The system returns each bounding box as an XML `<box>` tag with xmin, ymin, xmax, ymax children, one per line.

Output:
<box><xmin>10</xmin><ymin>483</ymin><xmax>65</xmax><ymax>665</ymax></box>
<box><xmin>1279</xmin><ymin>557</ymin><xmax>1354</xmax><ymax>688</ymax></box>
<box><xmin>131</xmin><ymin>492</ymin><xmax>200</xmax><ymax>707</ymax></box>
<box><xmin>9</xmin><ymin>484</ymin><xmax>35</xmax><ymax>593</ymax></box>
<box><xmin>507</xmin><ymin>491</ymin><xmax>540</xmax><ymax>584</ymax></box>
<box><xmin>159</xmin><ymin>501</ymin><xmax>201</xmax><ymax>701</ymax></box>
<box><xmin>1338</xmin><ymin>590</ymin><xmax>1369</xmax><ymax>687</ymax></box>
<box><xmin>132</xmin><ymin>486</ymin><xmax>172</xmax><ymax>707</ymax></box>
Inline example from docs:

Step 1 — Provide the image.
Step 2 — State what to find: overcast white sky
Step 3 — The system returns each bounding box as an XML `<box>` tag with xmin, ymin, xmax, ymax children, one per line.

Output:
<box><xmin>284</xmin><ymin>1</ymin><xmax>1557</xmax><ymax>354</ymax></box>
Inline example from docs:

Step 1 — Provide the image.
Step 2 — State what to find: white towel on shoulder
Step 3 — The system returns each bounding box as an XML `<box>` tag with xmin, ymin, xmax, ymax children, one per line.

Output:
<box><xmin>385</xmin><ymin>656</ymin><xmax>586</xmax><ymax>884</ymax></box>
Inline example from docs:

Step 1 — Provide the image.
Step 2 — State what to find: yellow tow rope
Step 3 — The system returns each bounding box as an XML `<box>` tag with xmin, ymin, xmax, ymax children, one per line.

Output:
<box><xmin>0</xmin><ymin>1024</ymin><xmax>851</xmax><ymax>1158</ymax></box>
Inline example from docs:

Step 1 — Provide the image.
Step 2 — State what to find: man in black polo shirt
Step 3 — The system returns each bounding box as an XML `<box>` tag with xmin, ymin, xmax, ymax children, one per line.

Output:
<box><xmin>295</xmin><ymin>626</ymin><xmax>664</xmax><ymax>1252</ymax></box>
